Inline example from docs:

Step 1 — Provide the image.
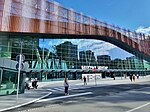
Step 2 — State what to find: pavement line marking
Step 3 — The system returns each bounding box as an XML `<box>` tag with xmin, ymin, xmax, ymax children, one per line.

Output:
<box><xmin>71</xmin><ymin>86</ymin><xmax>91</xmax><ymax>89</ymax></box>
<box><xmin>0</xmin><ymin>101</ymin><xmax>16</xmax><ymax>103</ymax></box>
<box><xmin>47</xmin><ymin>88</ymin><xmax>64</xmax><ymax>92</ymax></box>
<box><xmin>47</xmin><ymin>86</ymin><xmax>91</xmax><ymax>92</ymax></box>
<box><xmin>53</xmin><ymin>88</ymin><xmax>64</xmax><ymax>91</ymax></box>
<box><xmin>126</xmin><ymin>102</ymin><xmax>150</xmax><ymax>112</ymax></box>
<box><xmin>0</xmin><ymin>92</ymin><xmax>52</xmax><ymax>112</ymax></box>
<box><xmin>47</xmin><ymin>89</ymin><xmax>57</xmax><ymax>92</ymax></box>
<box><xmin>38</xmin><ymin>92</ymin><xmax>93</xmax><ymax>102</ymax></box>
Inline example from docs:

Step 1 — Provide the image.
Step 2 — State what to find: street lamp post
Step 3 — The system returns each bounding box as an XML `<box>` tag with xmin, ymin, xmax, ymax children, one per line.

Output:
<box><xmin>16</xmin><ymin>54</ymin><xmax>22</xmax><ymax>102</ymax></box>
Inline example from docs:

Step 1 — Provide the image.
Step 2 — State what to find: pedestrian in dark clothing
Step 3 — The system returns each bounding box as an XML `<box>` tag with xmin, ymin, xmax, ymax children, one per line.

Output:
<box><xmin>83</xmin><ymin>76</ymin><xmax>87</xmax><ymax>85</ymax></box>
<box><xmin>64</xmin><ymin>78</ymin><xmax>69</xmax><ymax>95</ymax></box>
<box><xmin>129</xmin><ymin>75</ymin><xmax>133</xmax><ymax>82</ymax></box>
<box><xmin>25</xmin><ymin>82</ymin><xmax>30</xmax><ymax>90</ymax></box>
<box><xmin>133</xmin><ymin>74</ymin><xmax>136</xmax><ymax>82</ymax></box>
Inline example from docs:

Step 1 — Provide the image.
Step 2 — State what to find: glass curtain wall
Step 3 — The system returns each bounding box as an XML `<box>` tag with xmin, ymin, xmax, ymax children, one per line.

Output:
<box><xmin>0</xmin><ymin>36</ymin><xmax>25</xmax><ymax>96</ymax></box>
<box><xmin>0</xmin><ymin>68</ymin><xmax>24</xmax><ymax>96</ymax></box>
<box><xmin>0</xmin><ymin>34</ymin><xmax>150</xmax><ymax>82</ymax></box>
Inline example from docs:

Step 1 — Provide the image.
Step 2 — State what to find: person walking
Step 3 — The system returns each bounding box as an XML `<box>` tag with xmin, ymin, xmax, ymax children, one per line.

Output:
<box><xmin>83</xmin><ymin>76</ymin><xmax>87</xmax><ymax>85</ymax></box>
<box><xmin>64</xmin><ymin>77</ymin><xmax>69</xmax><ymax>95</ymax></box>
<box><xmin>129</xmin><ymin>75</ymin><xmax>133</xmax><ymax>82</ymax></box>
<box><xmin>24</xmin><ymin>81</ymin><xmax>30</xmax><ymax>90</ymax></box>
<box><xmin>133</xmin><ymin>74</ymin><xmax>136</xmax><ymax>82</ymax></box>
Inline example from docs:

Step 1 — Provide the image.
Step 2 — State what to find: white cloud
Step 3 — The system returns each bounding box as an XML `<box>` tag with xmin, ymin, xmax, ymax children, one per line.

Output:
<box><xmin>136</xmin><ymin>26</ymin><xmax>150</xmax><ymax>36</ymax></box>
<box><xmin>47</xmin><ymin>39</ymin><xmax>116</xmax><ymax>58</ymax></box>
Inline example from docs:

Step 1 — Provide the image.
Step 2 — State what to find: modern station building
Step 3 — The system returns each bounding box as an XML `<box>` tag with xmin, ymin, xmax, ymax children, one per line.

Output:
<box><xmin>0</xmin><ymin>0</ymin><xmax>150</xmax><ymax>96</ymax></box>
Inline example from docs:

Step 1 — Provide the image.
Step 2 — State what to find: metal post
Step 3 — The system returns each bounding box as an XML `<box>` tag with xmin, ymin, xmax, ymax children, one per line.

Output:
<box><xmin>31</xmin><ymin>41</ymin><xmax>34</xmax><ymax>67</ymax></box>
<box><xmin>17</xmin><ymin>54</ymin><xmax>21</xmax><ymax>102</ymax></box>
<box><xmin>95</xmin><ymin>73</ymin><xmax>97</xmax><ymax>85</ymax></box>
<box><xmin>40</xmin><ymin>39</ymin><xmax>45</xmax><ymax>81</ymax></box>
<box><xmin>16</xmin><ymin>42</ymin><xmax>22</xmax><ymax>102</ymax></box>
<box><xmin>42</xmin><ymin>39</ymin><xmax>44</xmax><ymax>69</ymax></box>
<box><xmin>94</xmin><ymin>68</ymin><xmax>97</xmax><ymax>85</ymax></box>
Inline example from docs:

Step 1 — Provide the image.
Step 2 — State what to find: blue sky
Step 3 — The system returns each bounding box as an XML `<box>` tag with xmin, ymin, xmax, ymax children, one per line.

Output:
<box><xmin>55</xmin><ymin>0</ymin><xmax>150</xmax><ymax>31</ymax></box>
<box><xmin>42</xmin><ymin>0</ymin><xmax>150</xmax><ymax>60</ymax></box>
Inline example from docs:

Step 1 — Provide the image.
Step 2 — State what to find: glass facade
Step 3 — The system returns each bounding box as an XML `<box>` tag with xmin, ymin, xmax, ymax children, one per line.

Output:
<box><xmin>0</xmin><ymin>33</ymin><xmax>149</xmax><ymax>83</ymax></box>
<box><xmin>0</xmin><ymin>0</ymin><xmax>149</xmax><ymax>96</ymax></box>
<box><xmin>0</xmin><ymin>68</ymin><xmax>24</xmax><ymax>96</ymax></box>
<box><xmin>0</xmin><ymin>36</ymin><xmax>26</xmax><ymax>96</ymax></box>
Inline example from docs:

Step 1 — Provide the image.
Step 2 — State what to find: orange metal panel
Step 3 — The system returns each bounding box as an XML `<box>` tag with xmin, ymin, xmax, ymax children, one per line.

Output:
<box><xmin>0</xmin><ymin>0</ymin><xmax>149</xmax><ymax>57</ymax></box>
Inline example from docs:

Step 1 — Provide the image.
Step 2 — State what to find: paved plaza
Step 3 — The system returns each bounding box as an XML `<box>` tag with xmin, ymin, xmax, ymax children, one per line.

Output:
<box><xmin>0</xmin><ymin>75</ymin><xmax>150</xmax><ymax>112</ymax></box>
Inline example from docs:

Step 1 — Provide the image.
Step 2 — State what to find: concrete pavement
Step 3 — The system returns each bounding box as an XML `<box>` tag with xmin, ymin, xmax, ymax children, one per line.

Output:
<box><xmin>0</xmin><ymin>75</ymin><xmax>149</xmax><ymax>112</ymax></box>
<box><xmin>0</xmin><ymin>89</ymin><xmax>52</xmax><ymax>112</ymax></box>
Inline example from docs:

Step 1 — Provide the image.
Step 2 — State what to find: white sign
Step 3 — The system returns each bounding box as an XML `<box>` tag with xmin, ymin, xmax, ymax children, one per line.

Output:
<box><xmin>81</xmin><ymin>66</ymin><xmax>108</xmax><ymax>70</ymax></box>
<box><xmin>82</xmin><ymin>73</ymin><xmax>102</xmax><ymax>79</ymax></box>
<box><xmin>81</xmin><ymin>66</ymin><xmax>96</xmax><ymax>70</ymax></box>
<box><xmin>97</xmin><ymin>66</ymin><xmax>108</xmax><ymax>70</ymax></box>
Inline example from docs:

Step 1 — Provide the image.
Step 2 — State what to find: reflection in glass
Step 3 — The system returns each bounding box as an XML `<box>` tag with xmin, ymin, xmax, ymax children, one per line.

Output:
<box><xmin>0</xmin><ymin>35</ymin><xmax>150</xmax><ymax>82</ymax></box>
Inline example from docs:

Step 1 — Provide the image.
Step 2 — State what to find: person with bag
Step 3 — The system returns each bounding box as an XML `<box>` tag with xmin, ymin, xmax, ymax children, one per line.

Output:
<box><xmin>24</xmin><ymin>81</ymin><xmax>30</xmax><ymax>90</ymax></box>
<box><xmin>64</xmin><ymin>77</ymin><xmax>69</xmax><ymax>95</ymax></box>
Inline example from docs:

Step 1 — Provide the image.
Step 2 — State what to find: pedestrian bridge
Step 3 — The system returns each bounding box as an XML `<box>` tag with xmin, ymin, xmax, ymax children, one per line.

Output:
<box><xmin>0</xmin><ymin>0</ymin><xmax>150</xmax><ymax>62</ymax></box>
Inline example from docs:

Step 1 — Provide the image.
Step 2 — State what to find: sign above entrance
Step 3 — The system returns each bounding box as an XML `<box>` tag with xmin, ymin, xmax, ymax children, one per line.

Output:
<box><xmin>81</xmin><ymin>66</ymin><xmax>108</xmax><ymax>70</ymax></box>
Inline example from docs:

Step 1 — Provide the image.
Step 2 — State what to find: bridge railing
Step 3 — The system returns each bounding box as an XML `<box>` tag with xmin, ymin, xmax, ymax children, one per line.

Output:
<box><xmin>0</xmin><ymin>0</ymin><xmax>149</xmax><ymax>56</ymax></box>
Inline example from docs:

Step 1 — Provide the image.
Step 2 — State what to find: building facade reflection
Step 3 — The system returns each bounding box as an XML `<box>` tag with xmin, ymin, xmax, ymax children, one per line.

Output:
<box><xmin>0</xmin><ymin>35</ymin><xmax>150</xmax><ymax>96</ymax></box>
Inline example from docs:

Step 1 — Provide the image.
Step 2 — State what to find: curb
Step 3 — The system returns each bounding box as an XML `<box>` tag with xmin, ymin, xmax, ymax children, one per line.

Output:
<box><xmin>0</xmin><ymin>92</ymin><xmax>52</xmax><ymax>112</ymax></box>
